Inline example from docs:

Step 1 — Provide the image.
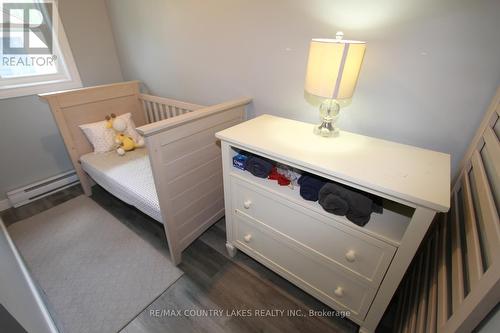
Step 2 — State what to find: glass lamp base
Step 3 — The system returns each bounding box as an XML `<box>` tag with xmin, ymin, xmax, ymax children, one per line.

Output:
<box><xmin>314</xmin><ymin>99</ymin><xmax>341</xmax><ymax>138</ymax></box>
<box><xmin>314</xmin><ymin>121</ymin><xmax>339</xmax><ymax>137</ymax></box>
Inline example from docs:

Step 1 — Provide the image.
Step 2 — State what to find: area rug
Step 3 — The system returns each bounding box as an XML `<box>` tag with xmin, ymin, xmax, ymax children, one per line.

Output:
<box><xmin>8</xmin><ymin>196</ymin><xmax>183</xmax><ymax>333</ymax></box>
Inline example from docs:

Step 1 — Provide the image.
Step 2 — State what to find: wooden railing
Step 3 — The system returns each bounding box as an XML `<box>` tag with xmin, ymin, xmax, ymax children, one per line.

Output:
<box><xmin>393</xmin><ymin>88</ymin><xmax>500</xmax><ymax>333</ymax></box>
<box><xmin>138</xmin><ymin>93</ymin><xmax>205</xmax><ymax>124</ymax></box>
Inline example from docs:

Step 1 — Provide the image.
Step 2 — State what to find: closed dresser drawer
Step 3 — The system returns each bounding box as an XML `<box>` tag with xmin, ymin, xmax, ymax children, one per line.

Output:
<box><xmin>233</xmin><ymin>212</ymin><xmax>375</xmax><ymax>319</ymax></box>
<box><xmin>230</xmin><ymin>175</ymin><xmax>395</xmax><ymax>285</ymax></box>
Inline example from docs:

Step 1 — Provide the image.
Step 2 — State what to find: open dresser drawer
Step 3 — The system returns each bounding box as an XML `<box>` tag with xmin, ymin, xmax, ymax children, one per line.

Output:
<box><xmin>230</xmin><ymin>174</ymin><xmax>396</xmax><ymax>287</ymax></box>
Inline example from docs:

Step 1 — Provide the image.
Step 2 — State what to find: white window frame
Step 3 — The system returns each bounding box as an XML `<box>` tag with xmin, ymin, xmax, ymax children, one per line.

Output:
<box><xmin>0</xmin><ymin>0</ymin><xmax>82</xmax><ymax>99</ymax></box>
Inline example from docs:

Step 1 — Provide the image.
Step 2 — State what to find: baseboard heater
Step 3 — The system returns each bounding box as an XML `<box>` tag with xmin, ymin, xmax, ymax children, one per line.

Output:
<box><xmin>6</xmin><ymin>170</ymin><xmax>80</xmax><ymax>208</ymax></box>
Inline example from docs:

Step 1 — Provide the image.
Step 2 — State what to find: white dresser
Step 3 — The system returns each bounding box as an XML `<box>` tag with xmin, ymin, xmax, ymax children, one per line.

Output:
<box><xmin>215</xmin><ymin>115</ymin><xmax>450</xmax><ymax>333</ymax></box>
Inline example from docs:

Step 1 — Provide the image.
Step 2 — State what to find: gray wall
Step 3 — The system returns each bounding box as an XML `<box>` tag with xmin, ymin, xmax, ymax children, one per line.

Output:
<box><xmin>107</xmin><ymin>0</ymin><xmax>500</xmax><ymax>176</ymax></box>
<box><xmin>477</xmin><ymin>305</ymin><xmax>500</xmax><ymax>333</ymax></box>
<box><xmin>0</xmin><ymin>0</ymin><xmax>123</xmax><ymax>200</ymax></box>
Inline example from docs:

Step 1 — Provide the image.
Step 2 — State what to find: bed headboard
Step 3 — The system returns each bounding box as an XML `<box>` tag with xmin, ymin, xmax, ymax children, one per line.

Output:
<box><xmin>40</xmin><ymin>81</ymin><xmax>145</xmax><ymax>158</ymax></box>
<box><xmin>40</xmin><ymin>81</ymin><xmax>145</xmax><ymax>195</ymax></box>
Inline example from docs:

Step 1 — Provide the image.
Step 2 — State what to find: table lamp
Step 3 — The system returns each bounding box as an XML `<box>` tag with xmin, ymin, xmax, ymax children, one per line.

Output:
<box><xmin>304</xmin><ymin>32</ymin><xmax>366</xmax><ymax>137</ymax></box>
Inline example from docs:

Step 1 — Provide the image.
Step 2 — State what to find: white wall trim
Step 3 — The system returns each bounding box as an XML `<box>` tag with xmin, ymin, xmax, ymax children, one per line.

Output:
<box><xmin>0</xmin><ymin>198</ymin><xmax>11</xmax><ymax>212</ymax></box>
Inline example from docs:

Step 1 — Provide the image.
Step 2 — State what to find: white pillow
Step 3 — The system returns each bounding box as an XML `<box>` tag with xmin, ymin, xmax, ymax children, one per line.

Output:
<box><xmin>79</xmin><ymin>113</ymin><xmax>143</xmax><ymax>153</ymax></box>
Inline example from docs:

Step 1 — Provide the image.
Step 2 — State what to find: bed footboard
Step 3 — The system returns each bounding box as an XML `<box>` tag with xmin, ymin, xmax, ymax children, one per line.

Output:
<box><xmin>136</xmin><ymin>97</ymin><xmax>252</xmax><ymax>264</ymax></box>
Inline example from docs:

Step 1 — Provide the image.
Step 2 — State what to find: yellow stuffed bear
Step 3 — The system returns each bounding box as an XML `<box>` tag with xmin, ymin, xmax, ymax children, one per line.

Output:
<box><xmin>105</xmin><ymin>114</ymin><xmax>144</xmax><ymax>155</ymax></box>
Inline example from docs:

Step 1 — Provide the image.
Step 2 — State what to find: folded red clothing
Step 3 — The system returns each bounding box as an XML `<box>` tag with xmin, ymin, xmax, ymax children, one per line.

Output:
<box><xmin>268</xmin><ymin>167</ymin><xmax>291</xmax><ymax>186</ymax></box>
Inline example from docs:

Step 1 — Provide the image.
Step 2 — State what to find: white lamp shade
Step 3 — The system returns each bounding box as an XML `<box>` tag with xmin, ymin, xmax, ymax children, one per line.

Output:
<box><xmin>304</xmin><ymin>38</ymin><xmax>366</xmax><ymax>100</ymax></box>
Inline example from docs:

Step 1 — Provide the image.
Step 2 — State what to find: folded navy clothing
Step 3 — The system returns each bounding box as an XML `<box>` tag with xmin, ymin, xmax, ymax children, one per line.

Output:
<box><xmin>298</xmin><ymin>174</ymin><xmax>327</xmax><ymax>201</ymax></box>
<box><xmin>245</xmin><ymin>156</ymin><xmax>273</xmax><ymax>178</ymax></box>
<box><xmin>318</xmin><ymin>183</ymin><xmax>382</xmax><ymax>226</ymax></box>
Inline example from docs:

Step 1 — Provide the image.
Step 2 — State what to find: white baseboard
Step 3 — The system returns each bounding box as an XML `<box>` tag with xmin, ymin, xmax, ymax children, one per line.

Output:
<box><xmin>0</xmin><ymin>198</ymin><xmax>11</xmax><ymax>212</ymax></box>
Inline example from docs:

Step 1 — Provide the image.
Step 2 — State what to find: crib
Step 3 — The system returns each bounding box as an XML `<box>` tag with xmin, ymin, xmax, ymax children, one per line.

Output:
<box><xmin>40</xmin><ymin>81</ymin><xmax>251</xmax><ymax>264</ymax></box>
<box><xmin>392</xmin><ymin>87</ymin><xmax>500</xmax><ymax>332</ymax></box>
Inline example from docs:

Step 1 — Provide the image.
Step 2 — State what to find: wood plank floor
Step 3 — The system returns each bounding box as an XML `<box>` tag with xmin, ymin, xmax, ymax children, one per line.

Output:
<box><xmin>1</xmin><ymin>185</ymin><xmax>358</xmax><ymax>333</ymax></box>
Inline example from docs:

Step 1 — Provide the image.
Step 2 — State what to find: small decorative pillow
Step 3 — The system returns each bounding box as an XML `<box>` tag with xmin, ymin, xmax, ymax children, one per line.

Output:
<box><xmin>79</xmin><ymin>113</ymin><xmax>143</xmax><ymax>153</ymax></box>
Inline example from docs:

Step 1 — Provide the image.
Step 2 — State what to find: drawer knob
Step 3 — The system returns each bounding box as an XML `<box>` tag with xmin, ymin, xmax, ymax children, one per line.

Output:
<box><xmin>345</xmin><ymin>250</ymin><xmax>356</xmax><ymax>262</ymax></box>
<box><xmin>243</xmin><ymin>200</ymin><xmax>252</xmax><ymax>209</ymax></box>
<box><xmin>243</xmin><ymin>234</ymin><xmax>252</xmax><ymax>243</ymax></box>
<box><xmin>334</xmin><ymin>286</ymin><xmax>344</xmax><ymax>298</ymax></box>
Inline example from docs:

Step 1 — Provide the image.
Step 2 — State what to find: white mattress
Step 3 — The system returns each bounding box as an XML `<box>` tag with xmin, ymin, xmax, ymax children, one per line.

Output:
<box><xmin>80</xmin><ymin>148</ymin><xmax>163</xmax><ymax>223</ymax></box>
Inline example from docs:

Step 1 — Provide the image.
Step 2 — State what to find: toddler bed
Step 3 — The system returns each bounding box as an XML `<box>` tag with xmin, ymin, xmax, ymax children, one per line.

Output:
<box><xmin>40</xmin><ymin>81</ymin><xmax>251</xmax><ymax>265</ymax></box>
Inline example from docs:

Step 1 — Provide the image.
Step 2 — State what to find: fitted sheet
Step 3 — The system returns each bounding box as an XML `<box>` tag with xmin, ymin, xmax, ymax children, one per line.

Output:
<box><xmin>80</xmin><ymin>148</ymin><xmax>163</xmax><ymax>223</ymax></box>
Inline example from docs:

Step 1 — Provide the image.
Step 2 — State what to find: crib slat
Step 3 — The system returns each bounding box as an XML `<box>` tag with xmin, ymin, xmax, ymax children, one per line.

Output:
<box><xmin>471</xmin><ymin>151</ymin><xmax>500</xmax><ymax>256</ymax></box>
<box><xmin>426</xmin><ymin>229</ymin><xmax>439</xmax><ymax>333</ymax></box>
<box><xmin>158</xmin><ymin>103</ymin><xmax>164</xmax><ymax>120</ymax></box>
<box><xmin>147</xmin><ymin>100</ymin><xmax>153</xmax><ymax>123</ymax></box>
<box><xmin>154</xmin><ymin>102</ymin><xmax>161</xmax><ymax>122</ymax></box>
<box><xmin>142</xmin><ymin>100</ymin><xmax>148</xmax><ymax>122</ymax></box>
<box><xmin>437</xmin><ymin>214</ymin><xmax>449</xmax><ymax>327</ymax></box>
<box><xmin>408</xmin><ymin>253</ymin><xmax>424</xmax><ymax>332</ymax></box>
<box><xmin>462</xmin><ymin>173</ymin><xmax>484</xmax><ymax>287</ymax></box>
<box><xmin>138</xmin><ymin>93</ymin><xmax>204</xmax><ymax>111</ymax></box>
<box><xmin>397</xmin><ymin>266</ymin><xmax>415</xmax><ymax>333</ymax></box>
<box><xmin>450</xmin><ymin>194</ymin><xmax>465</xmax><ymax>312</ymax></box>
<box><xmin>148</xmin><ymin>101</ymin><xmax>155</xmax><ymax>123</ymax></box>
<box><xmin>148</xmin><ymin>101</ymin><xmax>155</xmax><ymax>122</ymax></box>
<box><xmin>395</xmin><ymin>277</ymin><xmax>410</xmax><ymax>333</ymax></box>
<box><xmin>141</xmin><ymin>99</ymin><xmax>149</xmax><ymax>123</ymax></box>
<box><xmin>161</xmin><ymin>104</ymin><xmax>168</xmax><ymax>120</ymax></box>
<box><xmin>483</xmin><ymin>127</ymin><xmax>500</xmax><ymax>177</ymax></box>
<box><xmin>147</xmin><ymin>101</ymin><xmax>152</xmax><ymax>122</ymax></box>
<box><xmin>157</xmin><ymin>103</ymin><xmax>163</xmax><ymax>120</ymax></box>
<box><xmin>153</xmin><ymin>102</ymin><xmax>159</xmax><ymax>121</ymax></box>
<box><xmin>416</xmin><ymin>237</ymin><xmax>433</xmax><ymax>332</ymax></box>
<box><xmin>402</xmin><ymin>262</ymin><xmax>418</xmax><ymax>332</ymax></box>
<box><xmin>140</xmin><ymin>99</ymin><xmax>146</xmax><ymax>122</ymax></box>
<box><xmin>137</xmin><ymin>93</ymin><xmax>207</xmax><ymax>124</ymax></box>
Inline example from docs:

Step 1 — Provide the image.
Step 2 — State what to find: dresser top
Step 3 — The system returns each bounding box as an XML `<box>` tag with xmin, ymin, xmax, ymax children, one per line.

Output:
<box><xmin>216</xmin><ymin>115</ymin><xmax>450</xmax><ymax>212</ymax></box>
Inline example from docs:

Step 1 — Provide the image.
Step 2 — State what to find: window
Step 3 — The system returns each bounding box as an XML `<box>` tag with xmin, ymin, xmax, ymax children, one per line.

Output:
<box><xmin>0</xmin><ymin>0</ymin><xmax>81</xmax><ymax>99</ymax></box>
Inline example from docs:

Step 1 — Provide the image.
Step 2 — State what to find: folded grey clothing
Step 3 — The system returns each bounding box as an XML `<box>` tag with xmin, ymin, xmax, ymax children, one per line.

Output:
<box><xmin>318</xmin><ymin>193</ymin><xmax>349</xmax><ymax>216</ymax></box>
<box><xmin>245</xmin><ymin>156</ymin><xmax>273</xmax><ymax>178</ymax></box>
<box><xmin>346</xmin><ymin>211</ymin><xmax>371</xmax><ymax>226</ymax></box>
<box><xmin>318</xmin><ymin>183</ymin><xmax>382</xmax><ymax>226</ymax></box>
